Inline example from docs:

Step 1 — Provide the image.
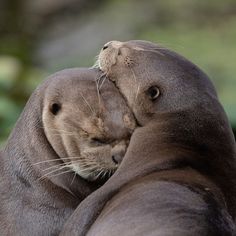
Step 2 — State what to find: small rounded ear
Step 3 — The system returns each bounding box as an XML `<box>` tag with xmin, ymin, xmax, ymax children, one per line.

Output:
<box><xmin>50</xmin><ymin>103</ymin><xmax>61</xmax><ymax>115</ymax></box>
<box><xmin>146</xmin><ymin>86</ymin><xmax>160</xmax><ymax>101</ymax></box>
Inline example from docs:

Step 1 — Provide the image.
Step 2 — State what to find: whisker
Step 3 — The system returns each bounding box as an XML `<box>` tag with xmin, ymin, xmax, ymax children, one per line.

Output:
<box><xmin>70</xmin><ymin>172</ymin><xmax>77</xmax><ymax>186</ymax></box>
<box><xmin>46</xmin><ymin>128</ymin><xmax>76</xmax><ymax>135</ymax></box>
<box><xmin>135</xmin><ymin>82</ymin><xmax>140</xmax><ymax>103</ymax></box>
<box><xmin>78</xmin><ymin>166</ymin><xmax>98</xmax><ymax>173</ymax></box>
<box><xmin>35</xmin><ymin>126</ymin><xmax>77</xmax><ymax>136</ymax></box>
<box><xmin>99</xmin><ymin>76</ymin><xmax>107</xmax><ymax>90</ymax></box>
<box><xmin>58</xmin><ymin>122</ymin><xmax>86</xmax><ymax>135</ymax></box>
<box><xmin>130</xmin><ymin>67</ymin><xmax>137</xmax><ymax>86</ymax></box>
<box><xmin>130</xmin><ymin>67</ymin><xmax>140</xmax><ymax>104</ymax></box>
<box><xmin>95</xmin><ymin>74</ymin><xmax>102</xmax><ymax>117</ymax></box>
<box><xmin>32</xmin><ymin>157</ymin><xmax>80</xmax><ymax>166</ymax></box>
<box><xmin>38</xmin><ymin>164</ymin><xmax>71</xmax><ymax>180</ymax></box>
<box><xmin>78</xmin><ymin>91</ymin><xmax>95</xmax><ymax>115</ymax></box>
<box><xmin>44</xmin><ymin>169</ymin><xmax>74</xmax><ymax>180</ymax></box>
<box><xmin>50</xmin><ymin>134</ymin><xmax>76</xmax><ymax>137</ymax></box>
<box><xmin>91</xmin><ymin>54</ymin><xmax>100</xmax><ymax>68</ymax></box>
<box><xmin>41</xmin><ymin>162</ymin><xmax>69</xmax><ymax>172</ymax></box>
<box><xmin>101</xmin><ymin>170</ymin><xmax>106</xmax><ymax>179</ymax></box>
<box><xmin>94</xmin><ymin>169</ymin><xmax>103</xmax><ymax>180</ymax></box>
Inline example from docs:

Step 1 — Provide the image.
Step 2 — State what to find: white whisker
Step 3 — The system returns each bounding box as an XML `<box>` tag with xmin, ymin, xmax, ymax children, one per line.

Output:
<box><xmin>95</xmin><ymin>75</ymin><xmax>102</xmax><ymax>117</ymax></box>
<box><xmin>41</xmin><ymin>162</ymin><xmax>69</xmax><ymax>172</ymax></box>
<box><xmin>44</xmin><ymin>169</ymin><xmax>74</xmax><ymax>180</ymax></box>
<box><xmin>38</xmin><ymin>164</ymin><xmax>71</xmax><ymax>180</ymax></box>
<box><xmin>91</xmin><ymin>54</ymin><xmax>100</xmax><ymax>68</ymax></box>
<box><xmin>99</xmin><ymin>76</ymin><xmax>107</xmax><ymax>90</ymax></box>
<box><xmin>94</xmin><ymin>169</ymin><xmax>104</xmax><ymax>180</ymax></box>
<box><xmin>36</xmin><ymin>126</ymin><xmax>76</xmax><ymax>135</ymax></box>
<box><xmin>130</xmin><ymin>68</ymin><xmax>140</xmax><ymax>104</ymax></box>
<box><xmin>78</xmin><ymin>91</ymin><xmax>95</xmax><ymax>115</ymax></box>
<box><xmin>135</xmin><ymin>82</ymin><xmax>140</xmax><ymax>103</ymax></box>
<box><xmin>70</xmin><ymin>172</ymin><xmax>77</xmax><ymax>186</ymax></box>
<box><xmin>32</xmin><ymin>157</ymin><xmax>80</xmax><ymax>166</ymax></box>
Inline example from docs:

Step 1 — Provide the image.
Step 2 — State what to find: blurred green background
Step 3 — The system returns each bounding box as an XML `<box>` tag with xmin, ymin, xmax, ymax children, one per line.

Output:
<box><xmin>0</xmin><ymin>0</ymin><xmax>236</xmax><ymax>147</ymax></box>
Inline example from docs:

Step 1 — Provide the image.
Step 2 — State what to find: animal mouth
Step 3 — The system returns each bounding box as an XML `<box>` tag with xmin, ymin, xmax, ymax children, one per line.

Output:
<box><xmin>71</xmin><ymin>160</ymin><xmax>118</xmax><ymax>182</ymax></box>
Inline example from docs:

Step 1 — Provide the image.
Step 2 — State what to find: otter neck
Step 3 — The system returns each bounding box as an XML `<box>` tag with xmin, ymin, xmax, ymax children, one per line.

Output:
<box><xmin>118</xmin><ymin>111</ymin><xmax>236</xmax><ymax>218</ymax></box>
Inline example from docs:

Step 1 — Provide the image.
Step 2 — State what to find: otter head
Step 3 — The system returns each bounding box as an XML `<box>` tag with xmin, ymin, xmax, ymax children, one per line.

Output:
<box><xmin>98</xmin><ymin>40</ymin><xmax>219</xmax><ymax>125</ymax></box>
<box><xmin>42</xmin><ymin>68</ymin><xmax>136</xmax><ymax>181</ymax></box>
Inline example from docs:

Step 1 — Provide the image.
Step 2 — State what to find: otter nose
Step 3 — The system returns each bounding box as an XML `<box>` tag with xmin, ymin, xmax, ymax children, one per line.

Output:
<box><xmin>102</xmin><ymin>41</ymin><xmax>123</xmax><ymax>50</ymax></box>
<box><xmin>112</xmin><ymin>154</ymin><xmax>123</xmax><ymax>165</ymax></box>
<box><xmin>102</xmin><ymin>45</ymin><xmax>109</xmax><ymax>50</ymax></box>
<box><xmin>102</xmin><ymin>42</ymin><xmax>112</xmax><ymax>50</ymax></box>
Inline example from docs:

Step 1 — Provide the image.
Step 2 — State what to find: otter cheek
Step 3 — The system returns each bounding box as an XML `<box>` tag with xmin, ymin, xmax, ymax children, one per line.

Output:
<box><xmin>123</xmin><ymin>113</ymin><xmax>136</xmax><ymax>131</ymax></box>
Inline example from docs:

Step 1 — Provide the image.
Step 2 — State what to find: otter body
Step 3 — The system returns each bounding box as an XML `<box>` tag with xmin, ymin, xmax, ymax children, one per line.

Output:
<box><xmin>0</xmin><ymin>68</ymin><xmax>135</xmax><ymax>235</ymax></box>
<box><xmin>87</xmin><ymin>174</ymin><xmax>235</xmax><ymax>236</ymax></box>
<box><xmin>60</xmin><ymin>41</ymin><xmax>236</xmax><ymax>235</ymax></box>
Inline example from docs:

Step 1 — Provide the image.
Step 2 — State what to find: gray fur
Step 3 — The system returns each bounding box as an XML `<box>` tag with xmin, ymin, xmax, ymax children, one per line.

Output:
<box><xmin>60</xmin><ymin>41</ymin><xmax>236</xmax><ymax>235</ymax></box>
<box><xmin>0</xmin><ymin>68</ymin><xmax>135</xmax><ymax>235</ymax></box>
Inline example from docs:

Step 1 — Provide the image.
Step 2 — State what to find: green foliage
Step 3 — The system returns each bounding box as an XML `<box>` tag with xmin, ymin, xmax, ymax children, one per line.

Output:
<box><xmin>0</xmin><ymin>56</ymin><xmax>45</xmax><ymax>147</ymax></box>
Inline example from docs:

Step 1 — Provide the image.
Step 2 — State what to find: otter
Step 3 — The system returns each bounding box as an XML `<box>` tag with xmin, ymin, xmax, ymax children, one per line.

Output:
<box><xmin>0</xmin><ymin>67</ymin><xmax>135</xmax><ymax>236</ymax></box>
<box><xmin>59</xmin><ymin>41</ymin><xmax>236</xmax><ymax>235</ymax></box>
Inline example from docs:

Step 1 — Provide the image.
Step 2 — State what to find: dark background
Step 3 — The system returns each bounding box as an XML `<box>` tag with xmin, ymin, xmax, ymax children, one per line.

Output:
<box><xmin>0</xmin><ymin>0</ymin><xmax>236</xmax><ymax>146</ymax></box>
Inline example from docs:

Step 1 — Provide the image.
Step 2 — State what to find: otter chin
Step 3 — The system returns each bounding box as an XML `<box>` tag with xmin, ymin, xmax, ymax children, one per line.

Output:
<box><xmin>0</xmin><ymin>67</ymin><xmax>136</xmax><ymax>236</ymax></box>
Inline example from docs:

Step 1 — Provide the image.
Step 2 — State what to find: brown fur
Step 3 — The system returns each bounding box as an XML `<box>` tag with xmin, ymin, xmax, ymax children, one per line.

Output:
<box><xmin>60</xmin><ymin>41</ymin><xmax>236</xmax><ymax>235</ymax></box>
<box><xmin>0</xmin><ymin>68</ymin><xmax>135</xmax><ymax>235</ymax></box>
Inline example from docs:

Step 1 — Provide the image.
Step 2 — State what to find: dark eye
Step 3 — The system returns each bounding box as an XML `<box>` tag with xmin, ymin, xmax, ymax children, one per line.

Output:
<box><xmin>102</xmin><ymin>45</ymin><xmax>108</xmax><ymax>50</ymax></box>
<box><xmin>146</xmin><ymin>86</ymin><xmax>160</xmax><ymax>101</ymax></box>
<box><xmin>50</xmin><ymin>103</ymin><xmax>61</xmax><ymax>115</ymax></box>
<box><xmin>91</xmin><ymin>138</ymin><xmax>107</xmax><ymax>145</ymax></box>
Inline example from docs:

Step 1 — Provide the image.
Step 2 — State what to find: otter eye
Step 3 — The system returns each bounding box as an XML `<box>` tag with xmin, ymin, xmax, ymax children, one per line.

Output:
<box><xmin>91</xmin><ymin>138</ymin><xmax>109</xmax><ymax>145</ymax></box>
<box><xmin>91</xmin><ymin>138</ymin><xmax>106</xmax><ymax>145</ymax></box>
<box><xmin>146</xmin><ymin>86</ymin><xmax>160</xmax><ymax>101</ymax></box>
<box><xmin>50</xmin><ymin>103</ymin><xmax>61</xmax><ymax>115</ymax></box>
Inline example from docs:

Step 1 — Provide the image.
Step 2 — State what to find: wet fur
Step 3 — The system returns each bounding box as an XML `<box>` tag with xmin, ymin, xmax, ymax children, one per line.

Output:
<box><xmin>0</xmin><ymin>68</ymin><xmax>135</xmax><ymax>235</ymax></box>
<box><xmin>60</xmin><ymin>41</ymin><xmax>236</xmax><ymax>235</ymax></box>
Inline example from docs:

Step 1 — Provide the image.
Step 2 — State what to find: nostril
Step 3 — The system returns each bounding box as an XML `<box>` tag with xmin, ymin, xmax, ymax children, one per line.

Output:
<box><xmin>103</xmin><ymin>45</ymin><xmax>109</xmax><ymax>50</ymax></box>
<box><xmin>112</xmin><ymin>155</ymin><xmax>118</xmax><ymax>164</ymax></box>
<box><xmin>112</xmin><ymin>155</ymin><xmax>123</xmax><ymax>165</ymax></box>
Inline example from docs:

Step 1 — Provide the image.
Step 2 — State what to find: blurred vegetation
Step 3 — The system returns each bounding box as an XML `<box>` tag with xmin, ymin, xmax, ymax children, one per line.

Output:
<box><xmin>0</xmin><ymin>0</ymin><xmax>236</xmax><ymax>147</ymax></box>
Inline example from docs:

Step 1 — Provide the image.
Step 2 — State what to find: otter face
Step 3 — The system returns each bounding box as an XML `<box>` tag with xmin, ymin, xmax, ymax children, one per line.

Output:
<box><xmin>42</xmin><ymin>69</ymin><xmax>136</xmax><ymax>181</ymax></box>
<box><xmin>98</xmin><ymin>40</ymin><xmax>217</xmax><ymax>125</ymax></box>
